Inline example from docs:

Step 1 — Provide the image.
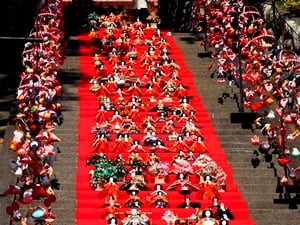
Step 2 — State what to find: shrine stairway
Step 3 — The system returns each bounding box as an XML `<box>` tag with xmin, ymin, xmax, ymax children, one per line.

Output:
<box><xmin>74</xmin><ymin>28</ymin><xmax>256</xmax><ymax>225</ymax></box>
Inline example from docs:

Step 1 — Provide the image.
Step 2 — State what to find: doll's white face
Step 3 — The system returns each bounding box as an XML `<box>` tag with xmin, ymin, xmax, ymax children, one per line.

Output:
<box><xmin>205</xmin><ymin>176</ymin><xmax>211</xmax><ymax>181</ymax></box>
<box><xmin>131</xmin><ymin>208</ymin><xmax>137</xmax><ymax>215</ymax></box>
<box><xmin>205</xmin><ymin>210</ymin><xmax>211</xmax><ymax>217</ymax></box>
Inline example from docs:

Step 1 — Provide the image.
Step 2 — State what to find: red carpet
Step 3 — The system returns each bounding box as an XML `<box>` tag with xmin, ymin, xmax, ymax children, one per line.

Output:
<box><xmin>76</xmin><ymin>26</ymin><xmax>255</xmax><ymax>225</ymax></box>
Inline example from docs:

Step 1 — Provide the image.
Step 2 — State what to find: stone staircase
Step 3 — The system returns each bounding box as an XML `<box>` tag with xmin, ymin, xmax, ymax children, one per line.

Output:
<box><xmin>1</xmin><ymin>27</ymin><xmax>300</xmax><ymax>225</ymax></box>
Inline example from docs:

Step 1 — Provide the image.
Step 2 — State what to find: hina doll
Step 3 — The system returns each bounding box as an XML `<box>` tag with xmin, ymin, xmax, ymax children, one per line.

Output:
<box><xmin>193</xmin><ymin>153</ymin><xmax>227</xmax><ymax>190</ymax></box>
<box><xmin>143</xmin><ymin>121</ymin><xmax>156</xmax><ymax>133</ymax></box>
<box><xmin>161</xmin><ymin>79</ymin><xmax>177</xmax><ymax>96</ymax></box>
<box><xmin>196</xmin><ymin>210</ymin><xmax>219</xmax><ymax>225</ymax></box>
<box><xmin>156</xmin><ymin>112</ymin><xmax>168</xmax><ymax>123</ymax></box>
<box><xmin>141</xmin><ymin>51</ymin><xmax>153</xmax><ymax>67</ymax></box>
<box><xmin>127</xmin><ymin>152</ymin><xmax>145</xmax><ymax>170</ymax></box>
<box><xmin>113</xmin><ymin>133</ymin><xmax>128</xmax><ymax>153</ymax></box>
<box><xmin>161</xmin><ymin>121</ymin><xmax>176</xmax><ymax>134</ymax></box>
<box><xmin>108</xmin><ymin>217</ymin><xmax>119</xmax><ymax>225</ymax></box>
<box><xmin>120</xmin><ymin>169</ymin><xmax>149</xmax><ymax>193</ymax></box>
<box><xmin>128</xmin><ymin>140</ymin><xmax>146</xmax><ymax>153</ymax></box>
<box><xmin>146</xmin><ymin>151</ymin><xmax>160</xmax><ymax>166</ymax></box>
<box><xmin>170</xmin><ymin>136</ymin><xmax>190</xmax><ymax>153</ymax></box>
<box><xmin>213</xmin><ymin>202</ymin><xmax>234</xmax><ymax>221</ymax></box>
<box><xmin>122</xmin><ymin>115</ymin><xmax>134</xmax><ymax>129</ymax></box>
<box><xmin>185</xmin><ymin>151</ymin><xmax>196</xmax><ymax>161</ymax></box>
<box><xmin>102</xmin><ymin>198</ymin><xmax>121</xmax><ymax>219</ymax></box>
<box><xmin>106</xmin><ymin>76</ymin><xmax>118</xmax><ymax>93</ymax></box>
<box><xmin>188</xmin><ymin>111</ymin><xmax>198</xmax><ymax>122</ymax></box>
<box><xmin>126</xmin><ymin>121</ymin><xmax>142</xmax><ymax>133</ymax></box>
<box><xmin>161</xmin><ymin>93</ymin><xmax>174</xmax><ymax>105</ymax></box>
<box><xmin>123</xmin><ymin>133</ymin><xmax>133</xmax><ymax>151</ymax></box>
<box><xmin>177</xmin><ymin>113</ymin><xmax>190</xmax><ymax>123</ymax></box>
<box><xmin>122</xmin><ymin>208</ymin><xmax>150</xmax><ymax>225</ymax></box>
<box><xmin>95</xmin><ymin>64</ymin><xmax>108</xmax><ymax>81</ymax></box>
<box><xmin>128</xmin><ymin>105</ymin><xmax>143</xmax><ymax>123</ymax></box>
<box><xmin>198</xmin><ymin>175</ymin><xmax>220</xmax><ymax>201</ymax></box>
<box><xmin>177</xmin><ymin>98</ymin><xmax>194</xmax><ymax>115</ymax></box>
<box><xmin>142</xmin><ymin>115</ymin><xmax>156</xmax><ymax>127</ymax></box>
<box><xmin>112</xmin><ymin>121</ymin><xmax>124</xmax><ymax>134</ymax></box>
<box><xmin>190</xmin><ymin>136</ymin><xmax>208</xmax><ymax>153</ymax></box>
<box><xmin>96</xmin><ymin>82</ymin><xmax>110</xmax><ymax>97</ymax></box>
<box><xmin>183</xmin><ymin>131</ymin><xmax>196</xmax><ymax>148</ymax></box>
<box><xmin>150</xmin><ymin>140</ymin><xmax>169</xmax><ymax>153</ymax></box>
<box><xmin>109</xmin><ymin>50</ymin><xmax>121</xmax><ymax>66</ymax></box>
<box><xmin>95</xmin><ymin>105</ymin><xmax>110</xmax><ymax>123</ymax></box>
<box><xmin>124</xmin><ymin>65</ymin><xmax>136</xmax><ymax>80</ymax></box>
<box><xmin>167</xmin><ymin>173</ymin><xmax>199</xmax><ymax>196</ymax></box>
<box><xmin>161</xmin><ymin>210</ymin><xmax>178</xmax><ymax>225</ymax></box>
<box><xmin>182</xmin><ymin>119</ymin><xmax>202</xmax><ymax>137</ymax></box>
<box><xmin>126</xmin><ymin>82</ymin><xmax>143</xmax><ymax>97</ymax></box>
<box><xmin>150</xmin><ymin>99</ymin><xmax>172</xmax><ymax>115</ymax></box>
<box><xmin>170</xmin><ymin>155</ymin><xmax>194</xmax><ymax>175</ymax></box>
<box><xmin>156</xmin><ymin>38</ymin><xmax>171</xmax><ymax>50</ymax></box>
<box><xmin>147</xmin><ymin>185</ymin><xmax>169</xmax><ymax>208</ymax></box>
<box><xmin>98</xmin><ymin>177</ymin><xmax>120</xmax><ymax>202</ymax></box>
<box><xmin>143</xmin><ymin>132</ymin><xmax>163</xmax><ymax>146</ymax></box>
<box><xmin>92</xmin><ymin>133</ymin><xmax>110</xmax><ymax>152</ymax></box>
<box><xmin>145</xmin><ymin>85</ymin><xmax>159</xmax><ymax>98</ymax></box>
<box><xmin>125</xmin><ymin>190</ymin><xmax>144</xmax><ymax>208</ymax></box>
<box><xmin>169</xmin><ymin>110</ymin><xmax>180</xmax><ymax>122</ymax></box>
<box><xmin>177</xmin><ymin>196</ymin><xmax>201</xmax><ymax>208</ymax></box>
<box><xmin>148</xmin><ymin>77</ymin><xmax>162</xmax><ymax>93</ymax></box>
<box><xmin>111</xmin><ymin>110</ymin><xmax>124</xmax><ymax>123</ymax></box>
<box><xmin>173</xmin><ymin>84</ymin><xmax>189</xmax><ymax>98</ymax></box>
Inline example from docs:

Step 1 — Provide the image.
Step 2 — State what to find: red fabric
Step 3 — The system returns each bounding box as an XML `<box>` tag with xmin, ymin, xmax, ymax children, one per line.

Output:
<box><xmin>76</xmin><ymin>30</ymin><xmax>254</xmax><ymax>225</ymax></box>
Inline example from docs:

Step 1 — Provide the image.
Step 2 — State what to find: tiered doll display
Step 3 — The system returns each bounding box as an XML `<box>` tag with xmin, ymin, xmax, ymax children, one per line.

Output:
<box><xmin>86</xmin><ymin>10</ymin><xmax>233</xmax><ymax>225</ymax></box>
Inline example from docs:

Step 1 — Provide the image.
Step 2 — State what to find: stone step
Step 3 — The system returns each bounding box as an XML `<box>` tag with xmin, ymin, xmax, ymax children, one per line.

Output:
<box><xmin>251</xmin><ymin>209</ymin><xmax>300</xmax><ymax>225</ymax></box>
